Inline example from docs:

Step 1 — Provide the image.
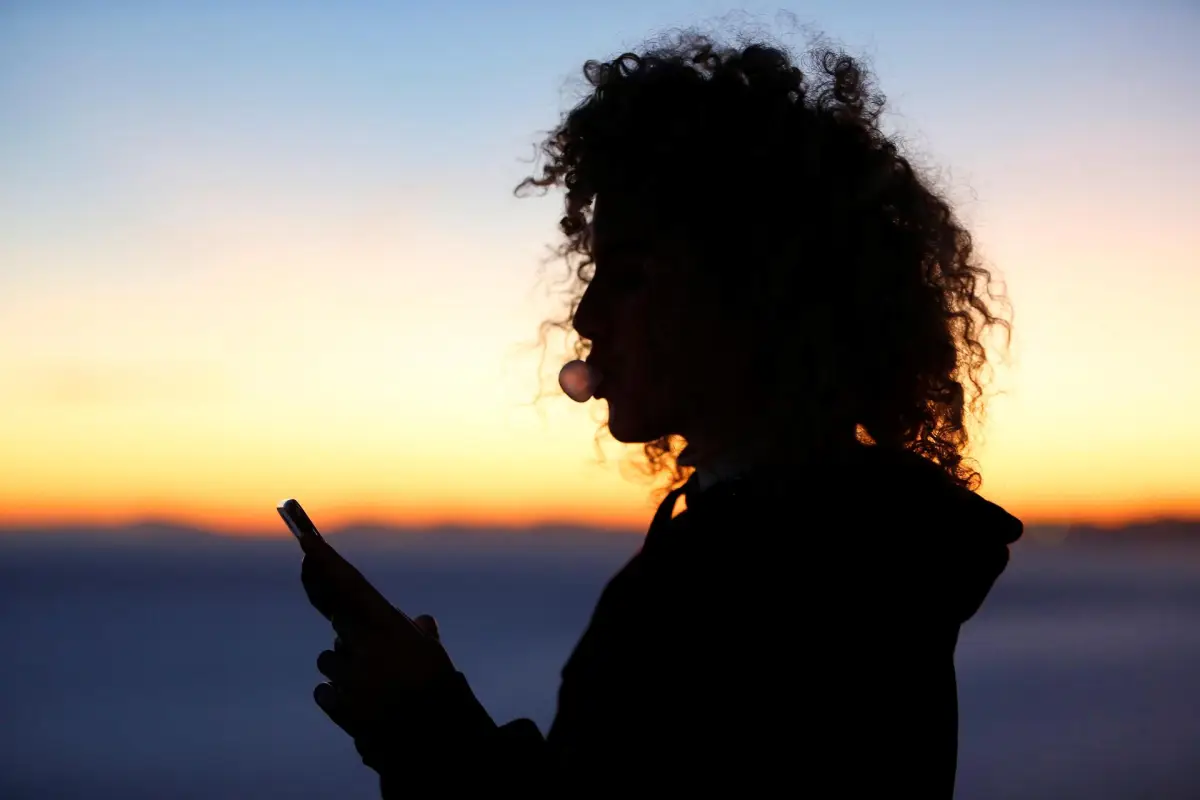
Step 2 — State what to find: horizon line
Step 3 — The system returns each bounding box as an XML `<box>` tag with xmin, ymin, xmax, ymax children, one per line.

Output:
<box><xmin>4</xmin><ymin>514</ymin><xmax>1200</xmax><ymax>539</ymax></box>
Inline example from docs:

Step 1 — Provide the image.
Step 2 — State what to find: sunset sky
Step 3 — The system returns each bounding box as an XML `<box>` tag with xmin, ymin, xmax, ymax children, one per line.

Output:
<box><xmin>2</xmin><ymin>1</ymin><xmax>1198</xmax><ymax>534</ymax></box>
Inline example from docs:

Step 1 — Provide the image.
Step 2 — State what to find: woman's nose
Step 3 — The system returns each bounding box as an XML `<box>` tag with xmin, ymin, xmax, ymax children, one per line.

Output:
<box><xmin>572</xmin><ymin>283</ymin><xmax>605</xmax><ymax>343</ymax></box>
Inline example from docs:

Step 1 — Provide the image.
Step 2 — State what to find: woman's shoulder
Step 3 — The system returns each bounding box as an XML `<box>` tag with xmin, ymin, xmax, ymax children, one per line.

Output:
<box><xmin>646</xmin><ymin>446</ymin><xmax>1022</xmax><ymax>620</ymax></box>
<box><xmin>671</xmin><ymin>445</ymin><xmax>1020</xmax><ymax>547</ymax></box>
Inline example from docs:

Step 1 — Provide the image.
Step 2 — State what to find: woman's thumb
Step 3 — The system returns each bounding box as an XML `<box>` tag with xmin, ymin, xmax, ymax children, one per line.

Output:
<box><xmin>414</xmin><ymin>613</ymin><xmax>440</xmax><ymax>641</ymax></box>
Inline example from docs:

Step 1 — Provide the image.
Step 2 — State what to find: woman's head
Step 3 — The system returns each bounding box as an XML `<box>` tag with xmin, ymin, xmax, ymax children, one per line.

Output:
<box><xmin>520</xmin><ymin>30</ymin><xmax>1011</xmax><ymax>493</ymax></box>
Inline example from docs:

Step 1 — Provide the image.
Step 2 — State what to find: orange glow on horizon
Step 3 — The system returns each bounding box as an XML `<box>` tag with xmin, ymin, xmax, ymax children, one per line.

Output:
<box><xmin>4</xmin><ymin>451</ymin><xmax>1200</xmax><ymax>537</ymax></box>
<box><xmin>4</xmin><ymin>493</ymin><xmax>1198</xmax><ymax>538</ymax></box>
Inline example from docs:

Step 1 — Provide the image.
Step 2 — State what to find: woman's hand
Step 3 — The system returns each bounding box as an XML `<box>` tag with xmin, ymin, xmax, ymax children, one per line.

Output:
<box><xmin>299</xmin><ymin>534</ymin><xmax>457</xmax><ymax>768</ymax></box>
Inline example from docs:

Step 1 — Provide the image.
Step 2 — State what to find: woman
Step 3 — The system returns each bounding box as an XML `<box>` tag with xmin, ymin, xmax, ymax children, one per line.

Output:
<box><xmin>299</xmin><ymin>30</ymin><xmax>1023</xmax><ymax>797</ymax></box>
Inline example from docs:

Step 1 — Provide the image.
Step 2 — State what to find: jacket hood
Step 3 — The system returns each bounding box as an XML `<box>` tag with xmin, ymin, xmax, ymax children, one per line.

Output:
<box><xmin>856</xmin><ymin>446</ymin><xmax>1024</xmax><ymax>623</ymax></box>
<box><xmin>682</xmin><ymin>444</ymin><xmax>1024</xmax><ymax>624</ymax></box>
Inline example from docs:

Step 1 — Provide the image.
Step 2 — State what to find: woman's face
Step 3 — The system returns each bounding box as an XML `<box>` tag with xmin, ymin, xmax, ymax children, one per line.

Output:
<box><xmin>573</xmin><ymin>193</ymin><xmax>750</xmax><ymax>446</ymax></box>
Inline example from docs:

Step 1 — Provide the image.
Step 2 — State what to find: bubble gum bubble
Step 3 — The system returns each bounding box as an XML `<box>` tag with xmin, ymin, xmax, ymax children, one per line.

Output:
<box><xmin>558</xmin><ymin>359</ymin><xmax>600</xmax><ymax>402</ymax></box>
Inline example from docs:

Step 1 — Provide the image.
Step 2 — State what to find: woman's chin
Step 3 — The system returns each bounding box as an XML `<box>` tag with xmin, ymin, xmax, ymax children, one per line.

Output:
<box><xmin>606</xmin><ymin>404</ymin><xmax>669</xmax><ymax>444</ymax></box>
<box><xmin>608</xmin><ymin>424</ymin><xmax>641</xmax><ymax>444</ymax></box>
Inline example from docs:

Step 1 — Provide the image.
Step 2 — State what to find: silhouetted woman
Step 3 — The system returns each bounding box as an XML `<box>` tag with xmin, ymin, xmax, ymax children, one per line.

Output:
<box><xmin>299</xmin><ymin>30</ymin><xmax>1023</xmax><ymax>798</ymax></box>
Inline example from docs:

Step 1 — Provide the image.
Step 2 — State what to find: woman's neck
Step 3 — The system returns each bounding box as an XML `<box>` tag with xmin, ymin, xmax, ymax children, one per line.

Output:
<box><xmin>678</xmin><ymin>426</ymin><xmax>861</xmax><ymax>492</ymax></box>
<box><xmin>677</xmin><ymin>437</ymin><xmax>783</xmax><ymax>492</ymax></box>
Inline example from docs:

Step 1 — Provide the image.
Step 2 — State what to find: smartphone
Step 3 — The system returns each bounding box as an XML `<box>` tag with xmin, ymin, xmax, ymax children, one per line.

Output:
<box><xmin>278</xmin><ymin>498</ymin><xmax>322</xmax><ymax>544</ymax></box>
<box><xmin>279</xmin><ymin>497</ymin><xmax>413</xmax><ymax>627</ymax></box>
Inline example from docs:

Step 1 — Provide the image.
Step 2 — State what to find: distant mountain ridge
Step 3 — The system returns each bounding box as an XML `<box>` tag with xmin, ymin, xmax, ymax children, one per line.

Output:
<box><xmin>2</xmin><ymin>519</ymin><xmax>1199</xmax><ymax>546</ymax></box>
<box><xmin>0</xmin><ymin>520</ymin><xmax>646</xmax><ymax>560</ymax></box>
<box><xmin>1023</xmin><ymin>519</ymin><xmax>1200</xmax><ymax>544</ymax></box>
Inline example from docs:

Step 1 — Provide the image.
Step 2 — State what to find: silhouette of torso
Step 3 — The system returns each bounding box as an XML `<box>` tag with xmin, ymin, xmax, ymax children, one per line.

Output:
<box><xmin>380</xmin><ymin>445</ymin><xmax>1021</xmax><ymax>798</ymax></box>
<box><xmin>539</xmin><ymin>446</ymin><xmax>1020</xmax><ymax>795</ymax></box>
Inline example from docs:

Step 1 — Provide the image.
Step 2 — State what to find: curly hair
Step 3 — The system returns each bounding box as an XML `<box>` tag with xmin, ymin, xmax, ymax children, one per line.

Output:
<box><xmin>517</xmin><ymin>28</ymin><xmax>1011</xmax><ymax>496</ymax></box>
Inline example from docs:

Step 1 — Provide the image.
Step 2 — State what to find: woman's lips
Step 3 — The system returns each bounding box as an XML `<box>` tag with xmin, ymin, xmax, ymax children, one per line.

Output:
<box><xmin>586</xmin><ymin>359</ymin><xmax>608</xmax><ymax>399</ymax></box>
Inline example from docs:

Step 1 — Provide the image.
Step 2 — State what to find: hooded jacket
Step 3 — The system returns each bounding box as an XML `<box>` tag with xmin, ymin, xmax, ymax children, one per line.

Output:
<box><xmin>373</xmin><ymin>444</ymin><xmax>1023</xmax><ymax>797</ymax></box>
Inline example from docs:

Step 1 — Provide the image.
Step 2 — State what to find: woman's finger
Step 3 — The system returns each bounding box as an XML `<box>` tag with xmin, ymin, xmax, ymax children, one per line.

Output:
<box><xmin>316</xmin><ymin>648</ymin><xmax>348</xmax><ymax>683</ymax></box>
<box><xmin>313</xmin><ymin>681</ymin><xmax>362</xmax><ymax>737</ymax></box>
<box><xmin>413</xmin><ymin>614</ymin><xmax>440</xmax><ymax>642</ymax></box>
